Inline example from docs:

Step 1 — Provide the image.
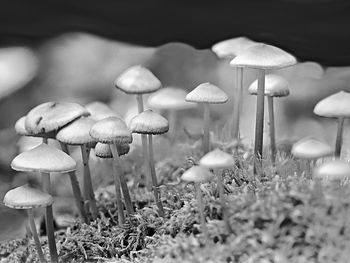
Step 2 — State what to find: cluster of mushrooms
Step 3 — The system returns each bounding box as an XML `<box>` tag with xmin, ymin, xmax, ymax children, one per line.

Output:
<box><xmin>3</xmin><ymin>37</ymin><xmax>350</xmax><ymax>262</ymax></box>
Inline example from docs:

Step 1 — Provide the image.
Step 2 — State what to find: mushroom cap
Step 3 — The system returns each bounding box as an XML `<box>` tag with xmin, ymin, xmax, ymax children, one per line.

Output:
<box><xmin>185</xmin><ymin>83</ymin><xmax>228</xmax><ymax>104</ymax></box>
<box><xmin>248</xmin><ymin>74</ymin><xmax>290</xmax><ymax>97</ymax></box>
<box><xmin>90</xmin><ymin>116</ymin><xmax>132</xmax><ymax>144</ymax></box>
<box><xmin>291</xmin><ymin>137</ymin><xmax>333</xmax><ymax>160</ymax></box>
<box><xmin>129</xmin><ymin>110</ymin><xmax>169</xmax><ymax>135</ymax></box>
<box><xmin>85</xmin><ymin>101</ymin><xmax>120</xmax><ymax>121</ymax></box>
<box><xmin>11</xmin><ymin>143</ymin><xmax>77</xmax><ymax>173</ymax></box>
<box><xmin>313</xmin><ymin>159</ymin><xmax>350</xmax><ymax>181</ymax></box>
<box><xmin>14</xmin><ymin>116</ymin><xmax>29</xmax><ymax>136</ymax></box>
<box><xmin>94</xmin><ymin>142</ymin><xmax>130</xmax><ymax>158</ymax></box>
<box><xmin>199</xmin><ymin>148</ymin><xmax>234</xmax><ymax>169</ymax></box>
<box><xmin>25</xmin><ymin>101</ymin><xmax>89</xmax><ymax>135</ymax></box>
<box><xmin>313</xmin><ymin>91</ymin><xmax>350</xmax><ymax>118</ymax></box>
<box><xmin>230</xmin><ymin>43</ymin><xmax>297</xmax><ymax>69</ymax></box>
<box><xmin>211</xmin><ymin>36</ymin><xmax>258</xmax><ymax>59</ymax></box>
<box><xmin>56</xmin><ymin>117</ymin><xmax>96</xmax><ymax>146</ymax></box>
<box><xmin>3</xmin><ymin>184</ymin><xmax>53</xmax><ymax>209</ymax></box>
<box><xmin>181</xmin><ymin>166</ymin><xmax>214</xmax><ymax>183</ymax></box>
<box><xmin>115</xmin><ymin>65</ymin><xmax>162</xmax><ymax>94</ymax></box>
<box><xmin>147</xmin><ymin>87</ymin><xmax>196</xmax><ymax>110</ymax></box>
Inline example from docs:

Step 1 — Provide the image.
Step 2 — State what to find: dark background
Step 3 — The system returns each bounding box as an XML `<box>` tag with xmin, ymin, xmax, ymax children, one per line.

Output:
<box><xmin>1</xmin><ymin>0</ymin><xmax>349</xmax><ymax>66</ymax></box>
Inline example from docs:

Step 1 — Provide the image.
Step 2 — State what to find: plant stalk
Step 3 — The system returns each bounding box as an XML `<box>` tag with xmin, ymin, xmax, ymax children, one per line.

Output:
<box><xmin>232</xmin><ymin>67</ymin><xmax>243</xmax><ymax>141</ymax></box>
<box><xmin>267</xmin><ymin>96</ymin><xmax>276</xmax><ymax>165</ymax></box>
<box><xmin>203</xmin><ymin>103</ymin><xmax>211</xmax><ymax>153</ymax></box>
<box><xmin>28</xmin><ymin>209</ymin><xmax>47</xmax><ymax>263</ymax></box>
<box><xmin>335</xmin><ymin>117</ymin><xmax>344</xmax><ymax>157</ymax></box>
<box><xmin>195</xmin><ymin>182</ymin><xmax>209</xmax><ymax>243</ymax></box>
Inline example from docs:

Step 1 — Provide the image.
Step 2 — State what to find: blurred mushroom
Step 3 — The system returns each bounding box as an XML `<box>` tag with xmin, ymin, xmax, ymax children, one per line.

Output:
<box><xmin>85</xmin><ymin>101</ymin><xmax>120</xmax><ymax>121</ymax></box>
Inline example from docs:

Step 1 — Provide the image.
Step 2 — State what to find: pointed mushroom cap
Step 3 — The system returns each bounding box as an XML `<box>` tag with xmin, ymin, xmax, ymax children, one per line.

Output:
<box><xmin>313</xmin><ymin>91</ymin><xmax>350</xmax><ymax>118</ymax></box>
<box><xmin>3</xmin><ymin>184</ymin><xmax>53</xmax><ymax>209</ymax></box>
<box><xmin>14</xmin><ymin>116</ymin><xmax>29</xmax><ymax>136</ymax></box>
<box><xmin>56</xmin><ymin>117</ymin><xmax>96</xmax><ymax>146</ymax></box>
<box><xmin>147</xmin><ymin>87</ymin><xmax>196</xmax><ymax>110</ymax></box>
<box><xmin>248</xmin><ymin>74</ymin><xmax>290</xmax><ymax>97</ymax></box>
<box><xmin>211</xmin><ymin>37</ymin><xmax>258</xmax><ymax>59</ymax></box>
<box><xmin>115</xmin><ymin>65</ymin><xmax>162</xmax><ymax>94</ymax></box>
<box><xmin>25</xmin><ymin>101</ymin><xmax>89</xmax><ymax>135</ymax></box>
<box><xmin>94</xmin><ymin>142</ymin><xmax>130</xmax><ymax>158</ymax></box>
<box><xmin>291</xmin><ymin>137</ymin><xmax>333</xmax><ymax>159</ymax></box>
<box><xmin>85</xmin><ymin>101</ymin><xmax>120</xmax><ymax>121</ymax></box>
<box><xmin>129</xmin><ymin>110</ymin><xmax>169</xmax><ymax>135</ymax></box>
<box><xmin>313</xmin><ymin>159</ymin><xmax>350</xmax><ymax>181</ymax></box>
<box><xmin>90</xmin><ymin>116</ymin><xmax>132</xmax><ymax>144</ymax></box>
<box><xmin>230</xmin><ymin>43</ymin><xmax>297</xmax><ymax>69</ymax></box>
<box><xmin>181</xmin><ymin>166</ymin><xmax>214</xmax><ymax>183</ymax></box>
<box><xmin>199</xmin><ymin>148</ymin><xmax>234</xmax><ymax>169</ymax></box>
<box><xmin>185</xmin><ymin>83</ymin><xmax>228</xmax><ymax>104</ymax></box>
<box><xmin>11</xmin><ymin>143</ymin><xmax>76</xmax><ymax>173</ymax></box>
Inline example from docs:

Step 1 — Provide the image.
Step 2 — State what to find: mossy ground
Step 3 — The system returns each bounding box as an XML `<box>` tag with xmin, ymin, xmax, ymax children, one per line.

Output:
<box><xmin>1</xmin><ymin>136</ymin><xmax>350</xmax><ymax>263</ymax></box>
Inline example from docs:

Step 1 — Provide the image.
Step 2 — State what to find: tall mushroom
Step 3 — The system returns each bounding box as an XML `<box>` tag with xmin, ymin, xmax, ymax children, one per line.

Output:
<box><xmin>11</xmin><ymin>143</ymin><xmax>76</xmax><ymax>263</ymax></box>
<box><xmin>248</xmin><ymin>74</ymin><xmax>290</xmax><ymax>165</ymax></box>
<box><xmin>129</xmin><ymin>110</ymin><xmax>169</xmax><ymax>217</ymax></box>
<box><xmin>3</xmin><ymin>185</ymin><xmax>54</xmax><ymax>263</ymax></box>
<box><xmin>230</xmin><ymin>44</ymin><xmax>297</xmax><ymax>175</ymax></box>
<box><xmin>313</xmin><ymin>91</ymin><xmax>350</xmax><ymax>157</ymax></box>
<box><xmin>185</xmin><ymin>82</ymin><xmax>228</xmax><ymax>153</ymax></box>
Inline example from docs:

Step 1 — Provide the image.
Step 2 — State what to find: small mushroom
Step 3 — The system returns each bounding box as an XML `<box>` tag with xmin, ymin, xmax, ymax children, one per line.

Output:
<box><xmin>313</xmin><ymin>159</ymin><xmax>350</xmax><ymax>184</ymax></box>
<box><xmin>313</xmin><ymin>91</ymin><xmax>350</xmax><ymax>157</ymax></box>
<box><xmin>129</xmin><ymin>110</ymin><xmax>169</xmax><ymax>217</ymax></box>
<box><xmin>94</xmin><ymin>142</ymin><xmax>130</xmax><ymax>159</ymax></box>
<box><xmin>186</xmin><ymin>83</ymin><xmax>228</xmax><ymax>153</ymax></box>
<box><xmin>85</xmin><ymin>101</ymin><xmax>120</xmax><ymax>121</ymax></box>
<box><xmin>248</xmin><ymin>74</ymin><xmax>290</xmax><ymax>165</ymax></box>
<box><xmin>3</xmin><ymin>185</ymin><xmax>54</xmax><ymax>263</ymax></box>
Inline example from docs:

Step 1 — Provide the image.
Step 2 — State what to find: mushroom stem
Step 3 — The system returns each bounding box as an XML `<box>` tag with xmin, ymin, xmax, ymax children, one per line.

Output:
<box><xmin>214</xmin><ymin>168</ymin><xmax>231</xmax><ymax>233</ymax></box>
<box><xmin>27</xmin><ymin>209</ymin><xmax>47</xmax><ymax>263</ymax></box>
<box><xmin>148</xmin><ymin>135</ymin><xmax>165</xmax><ymax>217</ymax></box>
<box><xmin>59</xmin><ymin>143</ymin><xmax>88</xmax><ymax>223</ymax></box>
<box><xmin>267</xmin><ymin>96</ymin><xmax>276</xmax><ymax>165</ymax></box>
<box><xmin>254</xmin><ymin>69</ymin><xmax>266</xmax><ymax>176</ymax></box>
<box><xmin>80</xmin><ymin>145</ymin><xmax>98</xmax><ymax>220</ymax></box>
<box><xmin>137</xmin><ymin>94</ymin><xmax>152</xmax><ymax>189</ymax></box>
<box><xmin>168</xmin><ymin>110</ymin><xmax>177</xmax><ymax>141</ymax></box>
<box><xmin>203</xmin><ymin>103</ymin><xmax>211</xmax><ymax>153</ymax></box>
<box><xmin>41</xmin><ymin>172</ymin><xmax>58</xmax><ymax>263</ymax></box>
<box><xmin>195</xmin><ymin>182</ymin><xmax>209</xmax><ymax>243</ymax></box>
<box><xmin>335</xmin><ymin>117</ymin><xmax>344</xmax><ymax>157</ymax></box>
<box><xmin>110</xmin><ymin>144</ymin><xmax>134</xmax><ymax>217</ymax></box>
<box><xmin>232</xmin><ymin>67</ymin><xmax>243</xmax><ymax>141</ymax></box>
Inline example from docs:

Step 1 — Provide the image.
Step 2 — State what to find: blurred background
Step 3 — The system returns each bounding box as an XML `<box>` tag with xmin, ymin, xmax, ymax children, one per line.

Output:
<box><xmin>0</xmin><ymin>0</ymin><xmax>350</xmax><ymax>241</ymax></box>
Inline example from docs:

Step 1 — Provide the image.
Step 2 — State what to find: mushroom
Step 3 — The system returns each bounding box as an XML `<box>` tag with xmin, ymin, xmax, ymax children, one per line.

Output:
<box><xmin>181</xmin><ymin>166</ymin><xmax>214</xmax><ymax>243</ymax></box>
<box><xmin>115</xmin><ymin>65</ymin><xmax>162</xmax><ymax>189</ymax></box>
<box><xmin>11</xmin><ymin>143</ymin><xmax>76</xmax><ymax>263</ymax></box>
<box><xmin>313</xmin><ymin>91</ymin><xmax>350</xmax><ymax>157</ymax></box>
<box><xmin>248</xmin><ymin>74</ymin><xmax>290</xmax><ymax>165</ymax></box>
<box><xmin>94</xmin><ymin>142</ymin><xmax>130</xmax><ymax>159</ymax></box>
<box><xmin>313</xmin><ymin>159</ymin><xmax>350</xmax><ymax>184</ymax></box>
<box><xmin>56</xmin><ymin>116</ymin><xmax>97</xmax><ymax>221</ymax></box>
<box><xmin>90</xmin><ymin>117</ymin><xmax>134</xmax><ymax>224</ymax></box>
<box><xmin>147</xmin><ymin>86</ymin><xmax>196</xmax><ymax>139</ymax></box>
<box><xmin>129</xmin><ymin>110</ymin><xmax>169</xmax><ymax>217</ymax></box>
<box><xmin>85</xmin><ymin>101</ymin><xmax>120</xmax><ymax>121</ymax></box>
<box><xmin>185</xmin><ymin>82</ymin><xmax>228</xmax><ymax>153</ymax></box>
<box><xmin>199</xmin><ymin>148</ymin><xmax>234</xmax><ymax>232</ymax></box>
<box><xmin>3</xmin><ymin>185</ymin><xmax>54</xmax><ymax>263</ymax></box>
<box><xmin>212</xmin><ymin>36</ymin><xmax>258</xmax><ymax>140</ymax></box>
<box><xmin>230</xmin><ymin>44</ymin><xmax>297</xmax><ymax>175</ymax></box>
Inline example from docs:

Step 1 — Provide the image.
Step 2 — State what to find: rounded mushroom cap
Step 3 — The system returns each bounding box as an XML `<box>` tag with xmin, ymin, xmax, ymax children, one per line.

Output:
<box><xmin>25</xmin><ymin>101</ymin><xmax>89</xmax><ymax>135</ymax></box>
<box><xmin>147</xmin><ymin>87</ymin><xmax>196</xmax><ymax>110</ymax></box>
<box><xmin>211</xmin><ymin>36</ymin><xmax>258</xmax><ymax>59</ymax></box>
<box><xmin>94</xmin><ymin>142</ymin><xmax>130</xmax><ymax>158</ymax></box>
<box><xmin>85</xmin><ymin>101</ymin><xmax>120</xmax><ymax>121</ymax></box>
<box><xmin>3</xmin><ymin>184</ymin><xmax>53</xmax><ymax>209</ymax></box>
<box><xmin>14</xmin><ymin>116</ymin><xmax>29</xmax><ymax>136</ymax></box>
<box><xmin>115</xmin><ymin>65</ymin><xmax>162</xmax><ymax>94</ymax></box>
<box><xmin>313</xmin><ymin>159</ymin><xmax>350</xmax><ymax>181</ymax></box>
<box><xmin>129</xmin><ymin>110</ymin><xmax>169</xmax><ymax>135</ymax></box>
<box><xmin>230</xmin><ymin>43</ymin><xmax>297</xmax><ymax>70</ymax></box>
<box><xmin>313</xmin><ymin>91</ymin><xmax>350</xmax><ymax>118</ymax></box>
<box><xmin>181</xmin><ymin>166</ymin><xmax>214</xmax><ymax>183</ymax></box>
<box><xmin>185</xmin><ymin>83</ymin><xmax>228</xmax><ymax>104</ymax></box>
<box><xmin>199</xmin><ymin>148</ymin><xmax>234</xmax><ymax>169</ymax></box>
<box><xmin>56</xmin><ymin>117</ymin><xmax>96</xmax><ymax>146</ymax></box>
<box><xmin>90</xmin><ymin>116</ymin><xmax>132</xmax><ymax>144</ymax></box>
<box><xmin>248</xmin><ymin>74</ymin><xmax>290</xmax><ymax>97</ymax></box>
<box><xmin>11</xmin><ymin>143</ymin><xmax>77</xmax><ymax>173</ymax></box>
<box><xmin>291</xmin><ymin>137</ymin><xmax>333</xmax><ymax>160</ymax></box>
